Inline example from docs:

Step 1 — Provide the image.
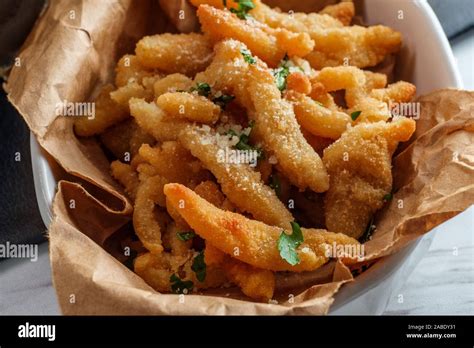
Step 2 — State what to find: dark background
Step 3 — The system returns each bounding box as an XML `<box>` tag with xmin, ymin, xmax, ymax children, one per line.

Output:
<box><xmin>0</xmin><ymin>0</ymin><xmax>473</xmax><ymax>247</ymax></box>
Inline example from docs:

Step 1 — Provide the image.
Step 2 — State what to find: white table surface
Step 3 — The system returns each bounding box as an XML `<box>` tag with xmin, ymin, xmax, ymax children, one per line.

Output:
<box><xmin>0</xmin><ymin>29</ymin><xmax>473</xmax><ymax>317</ymax></box>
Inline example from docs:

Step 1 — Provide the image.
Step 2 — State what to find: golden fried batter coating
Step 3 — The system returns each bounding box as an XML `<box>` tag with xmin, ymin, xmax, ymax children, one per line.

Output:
<box><xmin>286</xmin><ymin>90</ymin><xmax>352</xmax><ymax>140</ymax></box>
<box><xmin>193</xmin><ymin>180</ymin><xmax>235</xmax><ymax>212</ymax></box>
<box><xmin>135</xmin><ymin>251</ymin><xmax>226</xmax><ymax>293</ymax></box>
<box><xmin>316</xmin><ymin>66</ymin><xmax>416</xmax><ymax>123</ymax></box>
<box><xmin>191</xmin><ymin>0</ymin><xmax>349</xmax><ymax>30</ymax></box>
<box><xmin>370</xmin><ymin>81</ymin><xmax>417</xmax><ymax>104</ymax></box>
<box><xmin>135</xmin><ymin>33</ymin><xmax>214</xmax><ymax>76</ymax></box>
<box><xmin>304</xmin><ymin>25</ymin><xmax>401</xmax><ymax>69</ymax></box>
<box><xmin>198</xmin><ymin>184</ymin><xmax>275</xmax><ymax>301</ymax></box>
<box><xmin>153</xmin><ymin>73</ymin><xmax>194</xmax><ymax>97</ymax></box>
<box><xmin>157</xmin><ymin>92</ymin><xmax>221</xmax><ymax>124</ymax></box>
<box><xmin>74</xmin><ymin>84</ymin><xmax>128</xmax><ymax>137</ymax></box>
<box><xmin>138</xmin><ymin>142</ymin><xmax>209</xmax><ymax>186</ymax></box>
<box><xmin>164</xmin><ymin>183</ymin><xmax>359</xmax><ymax>272</ymax></box>
<box><xmin>319</xmin><ymin>2</ymin><xmax>355</xmax><ymax>26</ymax></box>
<box><xmin>110</xmin><ymin>81</ymin><xmax>152</xmax><ymax>110</ymax></box>
<box><xmin>206</xmin><ymin>243</ymin><xmax>275</xmax><ymax>301</ymax></box>
<box><xmin>115</xmin><ymin>54</ymin><xmax>157</xmax><ymax>87</ymax></box>
<box><xmin>247</xmin><ymin>64</ymin><xmax>329</xmax><ymax>192</ymax></box>
<box><xmin>197</xmin><ymin>5</ymin><xmax>314</xmax><ymax>67</ymax></box>
<box><xmin>129</xmin><ymin>98</ymin><xmax>188</xmax><ymax>142</ymax></box>
<box><xmin>251</xmin><ymin>0</ymin><xmax>346</xmax><ymax>30</ymax></box>
<box><xmin>204</xmin><ymin>242</ymin><xmax>226</xmax><ymax>266</ymax></box>
<box><xmin>163</xmin><ymin>222</ymin><xmax>193</xmax><ymax>259</ymax></box>
<box><xmin>192</xmin><ymin>0</ymin><xmax>399</xmax><ymax>69</ymax></box>
<box><xmin>286</xmin><ymin>71</ymin><xmax>312</xmax><ymax>95</ymax></box>
<box><xmin>179</xmin><ymin>126</ymin><xmax>293</xmax><ymax>228</ymax></box>
<box><xmin>195</xmin><ymin>39</ymin><xmax>329</xmax><ymax>192</ymax></box>
<box><xmin>133</xmin><ymin>175</ymin><xmax>169</xmax><ymax>254</ymax></box>
<box><xmin>110</xmin><ymin>160</ymin><xmax>139</xmax><ymax>201</ymax></box>
<box><xmin>323</xmin><ymin>117</ymin><xmax>416</xmax><ymax>238</ymax></box>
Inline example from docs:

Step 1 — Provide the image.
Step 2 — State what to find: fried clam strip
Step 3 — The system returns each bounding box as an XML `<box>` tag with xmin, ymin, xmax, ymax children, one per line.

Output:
<box><xmin>164</xmin><ymin>183</ymin><xmax>359</xmax><ymax>272</ymax></box>
<box><xmin>195</xmin><ymin>180</ymin><xmax>275</xmax><ymax>301</ymax></box>
<box><xmin>135</xmin><ymin>33</ymin><xmax>214</xmax><ymax>76</ymax></box>
<box><xmin>74</xmin><ymin>84</ymin><xmax>128</xmax><ymax>137</ymax></box>
<box><xmin>305</xmin><ymin>25</ymin><xmax>400</xmax><ymax>69</ymax></box>
<box><xmin>179</xmin><ymin>126</ymin><xmax>293</xmax><ymax>229</ymax></box>
<box><xmin>196</xmin><ymin>40</ymin><xmax>329</xmax><ymax>192</ymax></box>
<box><xmin>236</xmin><ymin>0</ymin><xmax>400</xmax><ymax>69</ymax></box>
<box><xmin>156</xmin><ymin>92</ymin><xmax>221</xmax><ymax>124</ymax></box>
<box><xmin>138</xmin><ymin>142</ymin><xmax>210</xmax><ymax>187</ymax></box>
<box><xmin>197</xmin><ymin>0</ymin><xmax>398</xmax><ymax>68</ymax></box>
<box><xmin>110</xmin><ymin>161</ymin><xmax>139</xmax><ymax>201</ymax></box>
<box><xmin>133</xmin><ymin>175</ymin><xmax>169</xmax><ymax>254</ymax></box>
<box><xmin>115</xmin><ymin>54</ymin><xmax>157</xmax><ymax>87</ymax></box>
<box><xmin>323</xmin><ymin>117</ymin><xmax>416</xmax><ymax>239</ymax></box>
<box><xmin>206</xmin><ymin>243</ymin><xmax>275</xmax><ymax>302</ymax></box>
<box><xmin>129</xmin><ymin>97</ymin><xmax>188</xmax><ymax>142</ymax></box>
<box><xmin>153</xmin><ymin>73</ymin><xmax>194</xmax><ymax>97</ymax></box>
<box><xmin>318</xmin><ymin>1</ymin><xmax>355</xmax><ymax>26</ymax></box>
<box><xmin>316</xmin><ymin>66</ymin><xmax>416</xmax><ymax>123</ymax></box>
<box><xmin>135</xmin><ymin>252</ymin><xmax>226</xmax><ymax>293</ymax></box>
<box><xmin>286</xmin><ymin>90</ymin><xmax>352</xmax><ymax>140</ymax></box>
<box><xmin>247</xmin><ymin>64</ymin><xmax>330</xmax><ymax>192</ymax></box>
<box><xmin>196</xmin><ymin>5</ymin><xmax>314</xmax><ymax>67</ymax></box>
<box><xmin>252</xmin><ymin>0</ymin><xmax>350</xmax><ymax>29</ymax></box>
<box><xmin>190</xmin><ymin>0</ymin><xmax>353</xmax><ymax>27</ymax></box>
<box><xmin>135</xmin><ymin>249</ymin><xmax>226</xmax><ymax>293</ymax></box>
<box><xmin>136</xmin><ymin>183</ymin><xmax>230</xmax><ymax>294</ymax></box>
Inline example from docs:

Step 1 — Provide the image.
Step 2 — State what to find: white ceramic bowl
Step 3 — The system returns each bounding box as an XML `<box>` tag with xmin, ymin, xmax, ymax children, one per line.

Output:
<box><xmin>30</xmin><ymin>0</ymin><xmax>462</xmax><ymax>314</ymax></box>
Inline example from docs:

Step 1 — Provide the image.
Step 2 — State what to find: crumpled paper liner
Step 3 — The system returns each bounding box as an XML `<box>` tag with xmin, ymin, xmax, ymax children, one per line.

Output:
<box><xmin>5</xmin><ymin>0</ymin><xmax>474</xmax><ymax>315</ymax></box>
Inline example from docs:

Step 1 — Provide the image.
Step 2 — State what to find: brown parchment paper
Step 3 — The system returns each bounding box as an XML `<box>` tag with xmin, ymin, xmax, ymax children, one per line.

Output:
<box><xmin>5</xmin><ymin>0</ymin><xmax>474</xmax><ymax>315</ymax></box>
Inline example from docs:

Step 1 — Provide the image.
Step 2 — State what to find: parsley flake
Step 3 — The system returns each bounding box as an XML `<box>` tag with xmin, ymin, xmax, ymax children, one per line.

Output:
<box><xmin>230</xmin><ymin>0</ymin><xmax>255</xmax><ymax>20</ymax></box>
<box><xmin>383</xmin><ymin>193</ymin><xmax>393</xmax><ymax>202</ymax></box>
<box><xmin>225</xmin><ymin>123</ymin><xmax>264</xmax><ymax>159</ymax></box>
<box><xmin>212</xmin><ymin>94</ymin><xmax>235</xmax><ymax>109</ymax></box>
<box><xmin>278</xmin><ymin>221</ymin><xmax>304</xmax><ymax>266</ymax></box>
<box><xmin>190</xmin><ymin>82</ymin><xmax>211</xmax><ymax>97</ymax></box>
<box><xmin>351</xmin><ymin>110</ymin><xmax>362</xmax><ymax>121</ymax></box>
<box><xmin>273</xmin><ymin>54</ymin><xmax>300</xmax><ymax>91</ymax></box>
<box><xmin>176</xmin><ymin>231</ymin><xmax>196</xmax><ymax>241</ymax></box>
<box><xmin>191</xmin><ymin>251</ymin><xmax>207</xmax><ymax>282</ymax></box>
<box><xmin>170</xmin><ymin>274</ymin><xmax>194</xmax><ymax>294</ymax></box>
<box><xmin>241</xmin><ymin>48</ymin><xmax>256</xmax><ymax>64</ymax></box>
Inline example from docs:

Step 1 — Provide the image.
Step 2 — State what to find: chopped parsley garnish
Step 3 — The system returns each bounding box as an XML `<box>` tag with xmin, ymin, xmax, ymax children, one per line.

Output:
<box><xmin>189</xmin><ymin>83</ymin><xmax>235</xmax><ymax>109</ymax></box>
<box><xmin>170</xmin><ymin>274</ymin><xmax>194</xmax><ymax>294</ymax></box>
<box><xmin>269</xmin><ymin>173</ymin><xmax>281</xmax><ymax>197</ymax></box>
<box><xmin>383</xmin><ymin>193</ymin><xmax>393</xmax><ymax>202</ymax></box>
<box><xmin>273</xmin><ymin>54</ymin><xmax>303</xmax><ymax>92</ymax></box>
<box><xmin>278</xmin><ymin>221</ymin><xmax>304</xmax><ymax>266</ymax></box>
<box><xmin>212</xmin><ymin>94</ymin><xmax>235</xmax><ymax>109</ymax></box>
<box><xmin>229</xmin><ymin>0</ymin><xmax>255</xmax><ymax>20</ymax></box>
<box><xmin>273</xmin><ymin>55</ymin><xmax>291</xmax><ymax>91</ymax></box>
<box><xmin>226</xmin><ymin>122</ymin><xmax>264</xmax><ymax>159</ymax></box>
<box><xmin>190</xmin><ymin>82</ymin><xmax>211</xmax><ymax>97</ymax></box>
<box><xmin>351</xmin><ymin>110</ymin><xmax>362</xmax><ymax>121</ymax></box>
<box><xmin>191</xmin><ymin>251</ymin><xmax>206</xmax><ymax>282</ymax></box>
<box><xmin>241</xmin><ymin>48</ymin><xmax>256</xmax><ymax>64</ymax></box>
<box><xmin>176</xmin><ymin>231</ymin><xmax>196</xmax><ymax>241</ymax></box>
